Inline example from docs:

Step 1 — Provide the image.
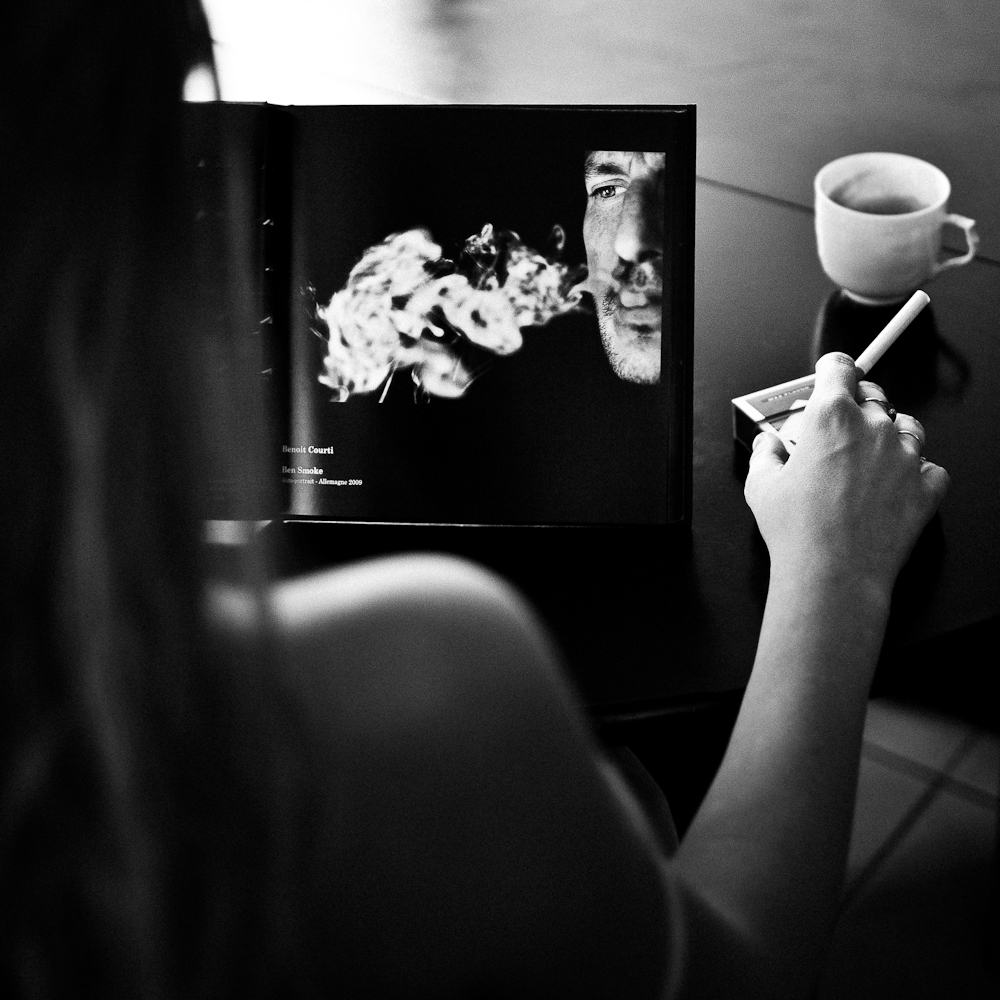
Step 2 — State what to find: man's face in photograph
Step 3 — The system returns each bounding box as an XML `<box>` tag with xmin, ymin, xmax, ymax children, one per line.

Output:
<box><xmin>583</xmin><ymin>151</ymin><xmax>665</xmax><ymax>384</ymax></box>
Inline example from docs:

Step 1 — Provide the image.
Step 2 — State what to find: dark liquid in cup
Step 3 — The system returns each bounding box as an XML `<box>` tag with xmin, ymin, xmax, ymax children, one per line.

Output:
<box><xmin>832</xmin><ymin>191</ymin><xmax>925</xmax><ymax>215</ymax></box>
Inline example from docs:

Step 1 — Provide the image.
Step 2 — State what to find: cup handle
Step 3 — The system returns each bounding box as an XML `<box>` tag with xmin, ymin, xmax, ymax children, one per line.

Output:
<box><xmin>933</xmin><ymin>214</ymin><xmax>979</xmax><ymax>275</ymax></box>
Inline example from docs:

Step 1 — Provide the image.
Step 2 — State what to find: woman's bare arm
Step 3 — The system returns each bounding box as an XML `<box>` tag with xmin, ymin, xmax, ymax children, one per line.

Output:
<box><xmin>671</xmin><ymin>352</ymin><xmax>949</xmax><ymax>997</ymax></box>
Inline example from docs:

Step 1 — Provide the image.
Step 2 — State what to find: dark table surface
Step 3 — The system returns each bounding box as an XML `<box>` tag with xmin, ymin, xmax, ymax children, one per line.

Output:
<box><xmin>673</xmin><ymin>178</ymin><xmax>1000</xmax><ymax>709</ymax></box>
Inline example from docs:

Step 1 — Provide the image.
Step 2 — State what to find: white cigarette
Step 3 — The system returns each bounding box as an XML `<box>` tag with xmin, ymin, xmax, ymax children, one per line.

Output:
<box><xmin>855</xmin><ymin>290</ymin><xmax>930</xmax><ymax>374</ymax></box>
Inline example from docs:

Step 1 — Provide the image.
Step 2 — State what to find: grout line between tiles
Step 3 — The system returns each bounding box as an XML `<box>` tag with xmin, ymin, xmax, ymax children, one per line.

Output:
<box><xmin>841</xmin><ymin>731</ymin><xmax>980</xmax><ymax>910</ymax></box>
<box><xmin>861</xmin><ymin>739</ymin><xmax>944</xmax><ymax>786</ymax></box>
<box><xmin>861</xmin><ymin>733</ymin><xmax>999</xmax><ymax>805</ymax></box>
<box><xmin>938</xmin><ymin>771</ymin><xmax>1000</xmax><ymax>808</ymax></box>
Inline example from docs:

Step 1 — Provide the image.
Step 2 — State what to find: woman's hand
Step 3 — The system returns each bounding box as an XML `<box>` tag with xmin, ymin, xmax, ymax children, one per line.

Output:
<box><xmin>744</xmin><ymin>352</ymin><xmax>950</xmax><ymax>597</ymax></box>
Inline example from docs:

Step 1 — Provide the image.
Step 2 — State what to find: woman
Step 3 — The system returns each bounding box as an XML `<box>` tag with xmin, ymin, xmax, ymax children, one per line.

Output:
<box><xmin>0</xmin><ymin>2</ymin><xmax>949</xmax><ymax>997</ymax></box>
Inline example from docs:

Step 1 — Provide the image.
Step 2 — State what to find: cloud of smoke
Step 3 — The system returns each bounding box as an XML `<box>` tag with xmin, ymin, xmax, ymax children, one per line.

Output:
<box><xmin>316</xmin><ymin>224</ymin><xmax>588</xmax><ymax>401</ymax></box>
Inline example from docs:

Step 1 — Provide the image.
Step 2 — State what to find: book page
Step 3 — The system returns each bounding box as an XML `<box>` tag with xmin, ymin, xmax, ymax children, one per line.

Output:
<box><xmin>283</xmin><ymin>106</ymin><xmax>693</xmax><ymax>527</ymax></box>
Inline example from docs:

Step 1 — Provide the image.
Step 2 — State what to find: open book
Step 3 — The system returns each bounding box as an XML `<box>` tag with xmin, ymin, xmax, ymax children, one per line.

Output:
<box><xmin>185</xmin><ymin>103</ymin><xmax>694</xmax><ymax>528</ymax></box>
<box><xmin>186</xmin><ymin>104</ymin><xmax>694</xmax><ymax>683</ymax></box>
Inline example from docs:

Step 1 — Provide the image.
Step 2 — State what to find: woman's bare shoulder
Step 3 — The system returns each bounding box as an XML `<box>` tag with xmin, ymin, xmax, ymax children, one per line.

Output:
<box><xmin>205</xmin><ymin>553</ymin><xmax>563</xmax><ymax>742</ymax></box>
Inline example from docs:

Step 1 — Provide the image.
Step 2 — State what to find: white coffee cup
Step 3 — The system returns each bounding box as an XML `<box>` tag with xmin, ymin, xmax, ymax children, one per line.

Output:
<box><xmin>814</xmin><ymin>152</ymin><xmax>978</xmax><ymax>305</ymax></box>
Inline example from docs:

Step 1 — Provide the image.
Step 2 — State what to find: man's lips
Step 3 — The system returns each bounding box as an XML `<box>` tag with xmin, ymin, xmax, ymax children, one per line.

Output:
<box><xmin>614</xmin><ymin>288</ymin><xmax>662</xmax><ymax>328</ymax></box>
<box><xmin>618</xmin><ymin>287</ymin><xmax>660</xmax><ymax>308</ymax></box>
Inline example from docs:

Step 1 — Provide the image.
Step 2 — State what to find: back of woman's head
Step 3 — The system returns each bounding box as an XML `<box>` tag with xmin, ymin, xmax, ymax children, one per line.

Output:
<box><xmin>1</xmin><ymin>5</ymin><xmax>297</xmax><ymax>998</ymax></box>
<box><xmin>0</xmin><ymin>0</ymin><xmax>220</xmax><ymax>637</ymax></box>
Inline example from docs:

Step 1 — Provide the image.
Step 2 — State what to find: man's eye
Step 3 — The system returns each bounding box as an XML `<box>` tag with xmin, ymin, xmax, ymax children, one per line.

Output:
<box><xmin>590</xmin><ymin>183</ymin><xmax>623</xmax><ymax>201</ymax></box>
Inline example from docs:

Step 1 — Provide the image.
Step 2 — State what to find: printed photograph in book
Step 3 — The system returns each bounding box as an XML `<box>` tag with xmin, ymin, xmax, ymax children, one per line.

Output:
<box><xmin>285</xmin><ymin>106</ymin><xmax>693</xmax><ymax>526</ymax></box>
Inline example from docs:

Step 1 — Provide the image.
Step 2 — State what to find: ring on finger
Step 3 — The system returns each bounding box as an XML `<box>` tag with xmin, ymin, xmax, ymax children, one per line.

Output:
<box><xmin>897</xmin><ymin>429</ymin><xmax>925</xmax><ymax>452</ymax></box>
<box><xmin>863</xmin><ymin>396</ymin><xmax>897</xmax><ymax>421</ymax></box>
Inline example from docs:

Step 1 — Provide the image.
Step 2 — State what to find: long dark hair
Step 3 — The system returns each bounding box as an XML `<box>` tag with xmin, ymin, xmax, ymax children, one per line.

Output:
<box><xmin>0</xmin><ymin>4</ymin><xmax>307</xmax><ymax>997</ymax></box>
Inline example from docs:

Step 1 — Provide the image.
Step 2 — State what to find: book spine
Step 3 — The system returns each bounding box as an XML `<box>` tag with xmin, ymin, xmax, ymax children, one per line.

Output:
<box><xmin>259</xmin><ymin>107</ymin><xmax>296</xmax><ymax>516</ymax></box>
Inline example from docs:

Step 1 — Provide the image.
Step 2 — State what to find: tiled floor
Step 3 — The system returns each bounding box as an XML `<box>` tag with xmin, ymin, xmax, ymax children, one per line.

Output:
<box><xmin>816</xmin><ymin>698</ymin><xmax>999</xmax><ymax>998</ymax></box>
<box><xmin>615</xmin><ymin>694</ymin><xmax>999</xmax><ymax>997</ymax></box>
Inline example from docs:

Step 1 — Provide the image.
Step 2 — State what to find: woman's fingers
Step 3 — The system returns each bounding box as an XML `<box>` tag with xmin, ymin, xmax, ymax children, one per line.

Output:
<box><xmin>856</xmin><ymin>379</ymin><xmax>888</xmax><ymax>405</ymax></box>
<box><xmin>745</xmin><ymin>431</ymin><xmax>788</xmax><ymax>505</ymax></box>
<box><xmin>812</xmin><ymin>352</ymin><xmax>858</xmax><ymax>402</ymax></box>
<box><xmin>856</xmin><ymin>379</ymin><xmax>897</xmax><ymax>422</ymax></box>
<box><xmin>920</xmin><ymin>460</ymin><xmax>951</xmax><ymax>503</ymax></box>
<box><xmin>893</xmin><ymin>412</ymin><xmax>925</xmax><ymax>458</ymax></box>
<box><xmin>892</xmin><ymin>410</ymin><xmax>949</xmax><ymax>504</ymax></box>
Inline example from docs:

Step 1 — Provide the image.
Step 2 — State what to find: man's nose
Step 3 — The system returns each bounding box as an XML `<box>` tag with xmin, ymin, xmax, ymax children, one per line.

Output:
<box><xmin>614</xmin><ymin>177</ymin><xmax>663</xmax><ymax>264</ymax></box>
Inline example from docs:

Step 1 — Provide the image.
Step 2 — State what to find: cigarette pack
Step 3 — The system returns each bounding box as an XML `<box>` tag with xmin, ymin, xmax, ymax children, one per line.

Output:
<box><xmin>731</xmin><ymin>374</ymin><xmax>816</xmax><ymax>453</ymax></box>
